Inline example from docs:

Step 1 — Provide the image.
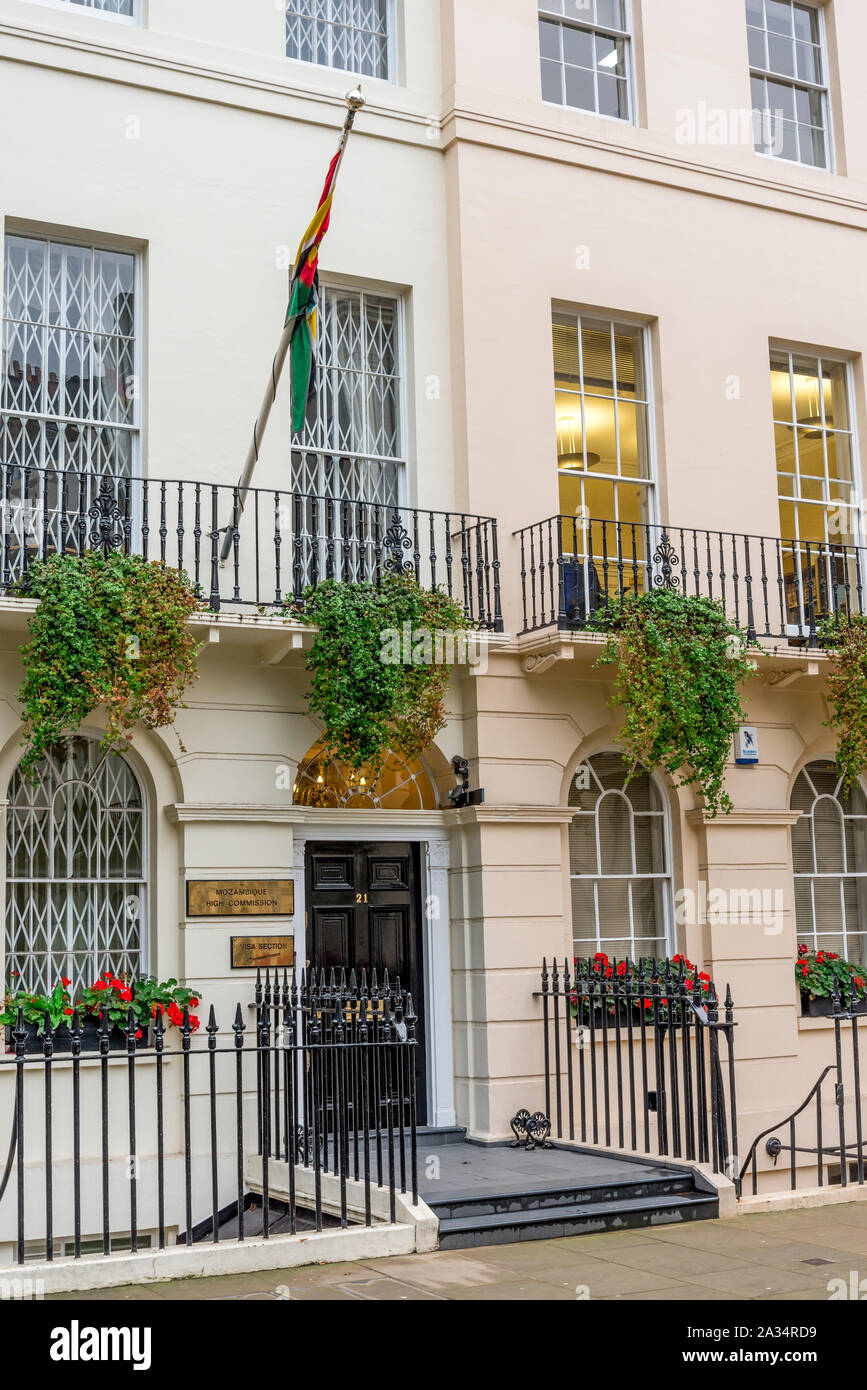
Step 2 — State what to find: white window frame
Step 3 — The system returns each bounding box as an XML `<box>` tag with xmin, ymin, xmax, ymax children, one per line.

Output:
<box><xmin>1</xmin><ymin>228</ymin><xmax>143</xmax><ymax>475</ymax></box>
<box><xmin>791</xmin><ymin>762</ymin><xmax>867</xmax><ymax>963</ymax></box>
<box><xmin>539</xmin><ymin>0</ymin><xmax>635</xmax><ymax>124</ymax></box>
<box><xmin>553</xmin><ymin>310</ymin><xmax>657</xmax><ymax>524</ymax></box>
<box><xmin>292</xmin><ymin>281</ymin><xmax>407</xmax><ymax>510</ymax></box>
<box><xmin>770</xmin><ymin>342</ymin><xmax>862</xmax><ymax>636</ymax></box>
<box><xmin>747</xmin><ymin>0</ymin><xmax>833</xmax><ymax>171</ymax></box>
<box><xmin>569</xmin><ymin>752</ymin><xmax>674</xmax><ymax>960</ymax></box>
<box><xmin>5</xmin><ymin>735</ymin><xmax>149</xmax><ymax>995</ymax></box>
<box><xmin>284</xmin><ymin>0</ymin><xmax>396</xmax><ymax>84</ymax></box>
<box><xmin>19</xmin><ymin>0</ymin><xmax>141</xmax><ymax>25</ymax></box>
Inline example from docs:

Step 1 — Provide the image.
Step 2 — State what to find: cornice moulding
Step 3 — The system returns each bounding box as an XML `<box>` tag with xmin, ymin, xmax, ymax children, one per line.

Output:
<box><xmin>165</xmin><ymin>803</ymin><xmax>302</xmax><ymax>824</ymax></box>
<box><xmin>0</xmin><ymin>21</ymin><xmax>434</xmax><ymax>145</ymax></box>
<box><xmin>445</xmin><ymin>805</ymin><xmax>578</xmax><ymax>825</ymax></box>
<box><xmin>686</xmin><ymin>809</ymin><xmax>803</xmax><ymax>827</ymax></box>
<box><xmin>442</xmin><ymin>105</ymin><xmax>867</xmax><ymax>229</ymax></box>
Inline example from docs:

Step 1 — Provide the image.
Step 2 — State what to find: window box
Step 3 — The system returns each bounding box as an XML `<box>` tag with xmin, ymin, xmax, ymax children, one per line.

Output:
<box><xmin>800</xmin><ymin>993</ymin><xmax>867</xmax><ymax>1019</ymax></box>
<box><xmin>5</xmin><ymin>1017</ymin><xmax>150</xmax><ymax>1055</ymax></box>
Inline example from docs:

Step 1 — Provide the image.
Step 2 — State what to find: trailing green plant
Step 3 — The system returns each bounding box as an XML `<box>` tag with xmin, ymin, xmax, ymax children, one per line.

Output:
<box><xmin>819</xmin><ymin>612</ymin><xmax>867</xmax><ymax>791</ymax></box>
<box><xmin>18</xmin><ymin>551</ymin><xmax>202</xmax><ymax>776</ymax></box>
<box><xmin>590</xmin><ymin>590</ymin><xmax>753</xmax><ymax>817</ymax></box>
<box><xmin>288</xmin><ymin>574</ymin><xmax>472</xmax><ymax>776</ymax></box>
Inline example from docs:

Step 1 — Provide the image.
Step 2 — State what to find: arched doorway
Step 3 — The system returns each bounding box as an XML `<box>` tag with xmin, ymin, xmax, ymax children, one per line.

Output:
<box><xmin>294</xmin><ymin>741</ymin><xmax>440</xmax><ymax>1120</ymax></box>
<box><xmin>293</xmin><ymin>742</ymin><xmax>438</xmax><ymax>809</ymax></box>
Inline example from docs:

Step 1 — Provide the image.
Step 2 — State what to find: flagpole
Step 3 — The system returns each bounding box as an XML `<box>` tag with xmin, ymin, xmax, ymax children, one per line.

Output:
<box><xmin>219</xmin><ymin>85</ymin><xmax>365</xmax><ymax>564</ymax></box>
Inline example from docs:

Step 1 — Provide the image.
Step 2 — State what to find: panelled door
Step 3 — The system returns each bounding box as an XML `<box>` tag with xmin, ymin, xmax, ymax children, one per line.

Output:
<box><xmin>305</xmin><ymin>841</ymin><xmax>426</xmax><ymax>1119</ymax></box>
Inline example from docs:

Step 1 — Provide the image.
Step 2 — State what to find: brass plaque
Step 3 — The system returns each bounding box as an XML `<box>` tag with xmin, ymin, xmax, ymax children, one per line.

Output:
<box><xmin>186</xmin><ymin>880</ymin><xmax>295</xmax><ymax>918</ymax></box>
<box><xmin>231</xmin><ymin>935</ymin><xmax>295</xmax><ymax>970</ymax></box>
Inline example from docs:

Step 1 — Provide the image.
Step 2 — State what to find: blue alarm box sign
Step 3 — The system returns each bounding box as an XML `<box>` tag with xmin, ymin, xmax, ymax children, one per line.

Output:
<box><xmin>735</xmin><ymin>726</ymin><xmax>759</xmax><ymax>765</ymax></box>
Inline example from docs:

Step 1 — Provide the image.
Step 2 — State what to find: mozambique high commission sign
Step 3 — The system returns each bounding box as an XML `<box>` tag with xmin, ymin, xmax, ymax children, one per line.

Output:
<box><xmin>186</xmin><ymin>880</ymin><xmax>295</xmax><ymax>918</ymax></box>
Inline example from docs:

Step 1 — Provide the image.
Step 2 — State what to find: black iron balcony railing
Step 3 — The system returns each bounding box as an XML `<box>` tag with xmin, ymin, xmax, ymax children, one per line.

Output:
<box><xmin>516</xmin><ymin>515</ymin><xmax>866</xmax><ymax>643</ymax></box>
<box><xmin>0</xmin><ymin>463</ymin><xmax>503</xmax><ymax>629</ymax></box>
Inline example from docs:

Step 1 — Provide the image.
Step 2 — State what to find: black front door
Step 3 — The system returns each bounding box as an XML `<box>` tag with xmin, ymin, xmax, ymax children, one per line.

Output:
<box><xmin>305</xmin><ymin>841</ymin><xmax>426</xmax><ymax>1119</ymax></box>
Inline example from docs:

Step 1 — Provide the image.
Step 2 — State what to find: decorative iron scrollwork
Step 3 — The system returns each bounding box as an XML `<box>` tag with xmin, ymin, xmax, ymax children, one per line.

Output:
<box><xmin>296</xmin><ymin>1124</ymin><xmax>325</xmax><ymax>1155</ymax></box>
<box><xmin>88</xmin><ymin>474</ymin><xmax>127</xmax><ymax>555</ymax></box>
<box><xmin>651</xmin><ymin>531</ymin><xmax>680</xmax><ymax>591</ymax></box>
<box><xmin>509</xmin><ymin>1108</ymin><xmax>553</xmax><ymax>1151</ymax></box>
<box><xmin>383</xmin><ymin>511</ymin><xmax>414</xmax><ymax>575</ymax></box>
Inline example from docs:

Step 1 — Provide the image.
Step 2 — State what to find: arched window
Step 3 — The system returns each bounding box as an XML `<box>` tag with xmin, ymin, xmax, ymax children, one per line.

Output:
<box><xmin>791</xmin><ymin>761</ymin><xmax>867</xmax><ymax>963</ymax></box>
<box><xmin>568</xmin><ymin>751</ymin><xmax>672</xmax><ymax>959</ymax></box>
<box><xmin>293</xmin><ymin>741</ymin><xmax>438</xmax><ymax>810</ymax></box>
<box><xmin>6</xmin><ymin>737</ymin><xmax>147</xmax><ymax>993</ymax></box>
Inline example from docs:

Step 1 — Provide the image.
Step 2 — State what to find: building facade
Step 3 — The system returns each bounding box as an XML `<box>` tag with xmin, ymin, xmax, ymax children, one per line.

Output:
<box><xmin>1</xmin><ymin>0</ymin><xmax>866</xmax><ymax>1244</ymax></box>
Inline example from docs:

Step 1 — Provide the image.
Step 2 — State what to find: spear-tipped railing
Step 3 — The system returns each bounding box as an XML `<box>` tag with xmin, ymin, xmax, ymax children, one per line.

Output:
<box><xmin>538</xmin><ymin>955</ymin><xmax>739</xmax><ymax>1191</ymax></box>
<box><xmin>0</xmin><ymin>969</ymin><xmax>418</xmax><ymax>1268</ymax></box>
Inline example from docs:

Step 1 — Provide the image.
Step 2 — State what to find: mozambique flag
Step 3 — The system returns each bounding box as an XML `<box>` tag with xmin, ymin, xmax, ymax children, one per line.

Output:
<box><xmin>286</xmin><ymin>148</ymin><xmax>344</xmax><ymax>435</ymax></box>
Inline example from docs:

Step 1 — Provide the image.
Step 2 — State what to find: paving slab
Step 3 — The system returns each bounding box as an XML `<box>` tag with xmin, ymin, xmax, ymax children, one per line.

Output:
<box><xmin>689</xmin><ymin>1263</ymin><xmax>833</xmax><ymax>1297</ymax></box>
<box><xmin>43</xmin><ymin>1200</ymin><xmax>867</xmax><ymax>1301</ymax></box>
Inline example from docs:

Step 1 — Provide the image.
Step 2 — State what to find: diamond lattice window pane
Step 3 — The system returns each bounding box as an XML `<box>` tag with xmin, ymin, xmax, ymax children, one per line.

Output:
<box><xmin>67</xmin><ymin>0</ymin><xmax>136</xmax><ymax>14</ymax></box>
<box><xmin>285</xmin><ymin>0</ymin><xmax>389</xmax><ymax>77</ymax></box>
<box><xmin>6</xmin><ymin>736</ymin><xmax>146</xmax><ymax>993</ymax></box>
<box><xmin>1</xmin><ymin>235</ymin><xmax>137</xmax><ymax>490</ymax></box>
<box><xmin>48</xmin><ymin>243</ymin><xmax>92</xmax><ymax>331</ymax></box>
<box><xmin>292</xmin><ymin>286</ymin><xmax>403</xmax><ymax>507</ymax></box>
<box><xmin>4</xmin><ymin>236</ymin><xmax>46</xmax><ymax>325</ymax></box>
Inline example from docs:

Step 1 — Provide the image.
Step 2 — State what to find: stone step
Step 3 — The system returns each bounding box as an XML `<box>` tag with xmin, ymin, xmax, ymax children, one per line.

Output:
<box><xmin>415</xmin><ymin>1125</ymin><xmax>468</xmax><ymax>1147</ymax></box>
<box><xmin>435</xmin><ymin>1191</ymin><xmax>718</xmax><ymax>1249</ymax></box>
<box><xmin>427</xmin><ymin>1171</ymin><xmax>697</xmax><ymax>1222</ymax></box>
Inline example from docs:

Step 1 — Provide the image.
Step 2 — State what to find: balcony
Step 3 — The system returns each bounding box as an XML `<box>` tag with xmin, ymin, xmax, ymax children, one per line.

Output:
<box><xmin>0</xmin><ymin>463</ymin><xmax>503</xmax><ymax>630</ymax></box>
<box><xmin>516</xmin><ymin>515</ymin><xmax>865</xmax><ymax>644</ymax></box>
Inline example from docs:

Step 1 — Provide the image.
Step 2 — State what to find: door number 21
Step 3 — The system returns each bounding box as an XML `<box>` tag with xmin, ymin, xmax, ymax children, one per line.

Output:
<box><xmin>355</xmin><ymin>892</ymin><xmax>369</xmax><ymax>903</ymax></box>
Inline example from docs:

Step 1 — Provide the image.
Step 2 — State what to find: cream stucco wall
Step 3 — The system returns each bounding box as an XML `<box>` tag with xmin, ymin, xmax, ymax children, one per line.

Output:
<box><xmin>0</xmin><ymin>0</ymin><xmax>865</xmax><ymax>1197</ymax></box>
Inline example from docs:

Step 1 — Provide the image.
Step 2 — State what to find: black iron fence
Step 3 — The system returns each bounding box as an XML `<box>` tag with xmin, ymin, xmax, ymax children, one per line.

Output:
<box><xmin>254</xmin><ymin>967</ymin><xmax>418</xmax><ymax>1225</ymax></box>
<box><xmin>540</xmin><ymin>958</ymin><xmax>739</xmax><ymax>1191</ymax></box>
<box><xmin>740</xmin><ymin>978</ymin><xmax>867</xmax><ymax>1196</ymax></box>
<box><xmin>0</xmin><ymin>461</ymin><xmax>503</xmax><ymax>628</ymax></box>
<box><xmin>516</xmin><ymin>515</ymin><xmax>866</xmax><ymax>643</ymax></box>
<box><xmin>0</xmin><ymin>969</ymin><xmax>418</xmax><ymax>1266</ymax></box>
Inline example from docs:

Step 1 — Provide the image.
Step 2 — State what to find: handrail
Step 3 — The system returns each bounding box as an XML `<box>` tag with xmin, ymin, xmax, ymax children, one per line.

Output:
<box><xmin>738</xmin><ymin>1065</ymin><xmax>835</xmax><ymax>1188</ymax></box>
<box><xmin>738</xmin><ymin>983</ymin><xmax>867</xmax><ymax>1196</ymax></box>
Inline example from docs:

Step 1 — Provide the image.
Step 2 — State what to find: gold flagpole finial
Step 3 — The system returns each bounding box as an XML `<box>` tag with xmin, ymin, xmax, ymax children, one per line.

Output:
<box><xmin>345</xmin><ymin>84</ymin><xmax>365</xmax><ymax>111</ymax></box>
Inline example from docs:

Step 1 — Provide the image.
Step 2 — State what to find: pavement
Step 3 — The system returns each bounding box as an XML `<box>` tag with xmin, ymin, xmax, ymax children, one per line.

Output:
<box><xmin>46</xmin><ymin>1201</ymin><xmax>867</xmax><ymax>1301</ymax></box>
